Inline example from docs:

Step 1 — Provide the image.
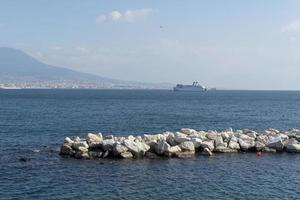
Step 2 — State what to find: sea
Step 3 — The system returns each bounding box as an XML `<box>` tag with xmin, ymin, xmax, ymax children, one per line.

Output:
<box><xmin>1</xmin><ymin>89</ymin><xmax>300</xmax><ymax>200</ymax></box>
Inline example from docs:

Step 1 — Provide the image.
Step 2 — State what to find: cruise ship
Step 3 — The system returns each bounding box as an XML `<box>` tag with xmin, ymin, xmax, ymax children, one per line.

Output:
<box><xmin>173</xmin><ymin>82</ymin><xmax>207</xmax><ymax>92</ymax></box>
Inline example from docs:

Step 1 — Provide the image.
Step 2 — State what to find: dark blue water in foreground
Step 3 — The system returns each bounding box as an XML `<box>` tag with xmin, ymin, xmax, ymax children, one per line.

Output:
<box><xmin>1</xmin><ymin>89</ymin><xmax>300</xmax><ymax>199</ymax></box>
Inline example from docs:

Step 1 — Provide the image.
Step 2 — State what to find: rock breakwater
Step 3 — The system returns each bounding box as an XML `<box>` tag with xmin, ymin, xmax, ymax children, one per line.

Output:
<box><xmin>60</xmin><ymin>128</ymin><xmax>300</xmax><ymax>159</ymax></box>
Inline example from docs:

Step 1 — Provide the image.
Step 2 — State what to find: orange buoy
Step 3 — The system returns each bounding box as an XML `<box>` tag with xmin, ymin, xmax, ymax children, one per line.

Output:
<box><xmin>256</xmin><ymin>151</ymin><xmax>262</xmax><ymax>157</ymax></box>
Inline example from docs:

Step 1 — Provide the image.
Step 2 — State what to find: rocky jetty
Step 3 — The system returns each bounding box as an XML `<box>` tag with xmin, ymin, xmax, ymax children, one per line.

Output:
<box><xmin>60</xmin><ymin>128</ymin><xmax>300</xmax><ymax>159</ymax></box>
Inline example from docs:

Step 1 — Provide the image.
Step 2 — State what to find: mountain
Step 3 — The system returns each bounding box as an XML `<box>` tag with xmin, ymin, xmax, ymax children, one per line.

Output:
<box><xmin>0</xmin><ymin>47</ymin><xmax>172</xmax><ymax>89</ymax></box>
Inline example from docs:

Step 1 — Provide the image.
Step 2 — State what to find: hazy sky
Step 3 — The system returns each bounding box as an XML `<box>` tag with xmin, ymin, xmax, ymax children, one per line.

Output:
<box><xmin>1</xmin><ymin>0</ymin><xmax>300</xmax><ymax>89</ymax></box>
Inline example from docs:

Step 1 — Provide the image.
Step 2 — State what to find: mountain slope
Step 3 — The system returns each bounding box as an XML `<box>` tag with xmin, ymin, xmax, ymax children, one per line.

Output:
<box><xmin>0</xmin><ymin>47</ymin><xmax>172</xmax><ymax>89</ymax></box>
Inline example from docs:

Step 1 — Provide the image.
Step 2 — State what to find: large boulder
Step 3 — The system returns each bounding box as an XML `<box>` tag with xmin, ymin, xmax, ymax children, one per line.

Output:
<box><xmin>206</xmin><ymin>132</ymin><xmax>219</xmax><ymax>140</ymax></box>
<box><xmin>64</xmin><ymin>137</ymin><xmax>74</xmax><ymax>144</ymax></box>
<box><xmin>228</xmin><ymin>140</ymin><xmax>240</xmax><ymax>150</ymax></box>
<box><xmin>286</xmin><ymin>144</ymin><xmax>300</xmax><ymax>153</ymax></box>
<box><xmin>190</xmin><ymin>138</ymin><xmax>202</xmax><ymax>149</ymax></box>
<box><xmin>102</xmin><ymin>139</ymin><xmax>115</xmax><ymax>151</ymax></box>
<box><xmin>166</xmin><ymin>132</ymin><xmax>177</xmax><ymax>146</ymax></box>
<box><xmin>179</xmin><ymin>141</ymin><xmax>195</xmax><ymax>152</ymax></box>
<box><xmin>72</xmin><ymin>141</ymin><xmax>89</xmax><ymax>151</ymax></box>
<box><xmin>201</xmin><ymin>140</ymin><xmax>215</xmax><ymax>151</ymax></box>
<box><xmin>266</xmin><ymin>136</ymin><xmax>287</xmax><ymax>151</ymax></box>
<box><xmin>112</xmin><ymin>143</ymin><xmax>128</xmax><ymax>156</ymax></box>
<box><xmin>256</xmin><ymin>135</ymin><xmax>269</xmax><ymax>144</ymax></box>
<box><xmin>60</xmin><ymin>144</ymin><xmax>74</xmax><ymax>156</ymax></box>
<box><xmin>174</xmin><ymin>132</ymin><xmax>190</xmax><ymax>143</ymax></box>
<box><xmin>155</xmin><ymin>141</ymin><xmax>170</xmax><ymax>155</ymax></box>
<box><xmin>86</xmin><ymin>133</ymin><xmax>102</xmax><ymax>148</ymax></box>
<box><xmin>255</xmin><ymin>141</ymin><xmax>266</xmax><ymax>151</ymax></box>
<box><xmin>123</xmin><ymin>139</ymin><xmax>150</xmax><ymax>157</ymax></box>
<box><xmin>214</xmin><ymin>136</ymin><xmax>227</xmax><ymax>148</ymax></box>
<box><xmin>238</xmin><ymin>138</ymin><xmax>255</xmax><ymax>151</ymax></box>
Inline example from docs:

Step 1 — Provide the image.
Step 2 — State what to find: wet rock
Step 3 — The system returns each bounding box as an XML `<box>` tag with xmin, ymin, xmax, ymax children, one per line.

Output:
<box><xmin>120</xmin><ymin>151</ymin><xmax>133</xmax><ymax>158</ymax></box>
<box><xmin>18</xmin><ymin>157</ymin><xmax>31</xmax><ymax>162</ymax></box>
<box><xmin>145</xmin><ymin>152</ymin><xmax>160</xmax><ymax>159</ymax></box>
<box><xmin>102</xmin><ymin>150</ymin><xmax>110</xmax><ymax>158</ymax></box>
<box><xmin>74</xmin><ymin>151</ymin><xmax>90</xmax><ymax>159</ymax></box>
<box><xmin>89</xmin><ymin>151</ymin><xmax>103</xmax><ymax>159</ymax></box>
<box><xmin>262</xmin><ymin>147</ymin><xmax>277</xmax><ymax>153</ymax></box>
<box><xmin>173</xmin><ymin>151</ymin><xmax>195</xmax><ymax>158</ymax></box>
<box><xmin>215</xmin><ymin>146</ymin><xmax>238</xmax><ymax>153</ymax></box>
<box><xmin>201</xmin><ymin>148</ymin><xmax>213</xmax><ymax>156</ymax></box>
<box><xmin>60</xmin><ymin>144</ymin><xmax>74</xmax><ymax>156</ymax></box>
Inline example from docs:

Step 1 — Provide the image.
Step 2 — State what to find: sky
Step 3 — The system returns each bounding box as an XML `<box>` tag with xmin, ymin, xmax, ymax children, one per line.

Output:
<box><xmin>1</xmin><ymin>0</ymin><xmax>300</xmax><ymax>89</ymax></box>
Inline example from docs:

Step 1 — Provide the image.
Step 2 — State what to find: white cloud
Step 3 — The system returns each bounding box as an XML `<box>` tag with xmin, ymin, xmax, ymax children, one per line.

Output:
<box><xmin>281</xmin><ymin>19</ymin><xmax>300</xmax><ymax>32</ymax></box>
<box><xmin>96</xmin><ymin>8</ymin><xmax>153</xmax><ymax>24</ymax></box>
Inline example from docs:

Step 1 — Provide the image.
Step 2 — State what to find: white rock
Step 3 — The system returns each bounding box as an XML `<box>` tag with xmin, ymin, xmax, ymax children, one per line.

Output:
<box><xmin>201</xmin><ymin>148</ymin><xmax>213</xmax><ymax>156</ymax></box>
<box><xmin>214</xmin><ymin>136</ymin><xmax>227</xmax><ymax>148</ymax></box>
<box><xmin>238</xmin><ymin>138</ymin><xmax>255</xmax><ymax>151</ymax></box>
<box><xmin>181</xmin><ymin>128</ymin><xmax>197</xmax><ymax>135</ymax></box>
<box><xmin>191</xmin><ymin>138</ymin><xmax>202</xmax><ymax>148</ymax></box>
<box><xmin>102</xmin><ymin>139</ymin><xmax>115</xmax><ymax>151</ymax></box>
<box><xmin>221</xmin><ymin>132</ymin><xmax>230</xmax><ymax>142</ymax></box>
<box><xmin>228</xmin><ymin>140</ymin><xmax>240</xmax><ymax>150</ymax></box>
<box><xmin>256</xmin><ymin>135</ymin><xmax>268</xmax><ymax>144</ymax></box>
<box><xmin>255</xmin><ymin>141</ymin><xmax>265</xmax><ymax>151</ymax></box>
<box><xmin>123</xmin><ymin>139</ymin><xmax>150</xmax><ymax>157</ymax></box>
<box><xmin>127</xmin><ymin>135</ymin><xmax>136</xmax><ymax>141</ymax></box>
<box><xmin>174</xmin><ymin>132</ymin><xmax>190</xmax><ymax>143</ymax></box>
<box><xmin>120</xmin><ymin>151</ymin><xmax>133</xmax><ymax>158</ymax></box>
<box><xmin>72</xmin><ymin>141</ymin><xmax>89</xmax><ymax>151</ymax></box>
<box><xmin>206</xmin><ymin>132</ymin><xmax>219</xmax><ymax>140</ymax></box>
<box><xmin>64</xmin><ymin>137</ymin><xmax>73</xmax><ymax>144</ymax></box>
<box><xmin>166</xmin><ymin>132</ymin><xmax>177</xmax><ymax>146</ymax></box>
<box><xmin>179</xmin><ymin>141</ymin><xmax>195</xmax><ymax>152</ymax></box>
<box><xmin>201</xmin><ymin>140</ymin><xmax>215</xmax><ymax>151</ymax></box>
<box><xmin>86</xmin><ymin>133</ymin><xmax>102</xmax><ymax>147</ymax></box>
<box><xmin>113</xmin><ymin>143</ymin><xmax>128</xmax><ymax>156</ymax></box>
<box><xmin>266</xmin><ymin>137</ymin><xmax>286</xmax><ymax>151</ymax></box>
<box><xmin>286</xmin><ymin>144</ymin><xmax>300</xmax><ymax>153</ymax></box>
<box><xmin>168</xmin><ymin>145</ymin><xmax>181</xmax><ymax>153</ymax></box>
<box><xmin>155</xmin><ymin>141</ymin><xmax>170</xmax><ymax>155</ymax></box>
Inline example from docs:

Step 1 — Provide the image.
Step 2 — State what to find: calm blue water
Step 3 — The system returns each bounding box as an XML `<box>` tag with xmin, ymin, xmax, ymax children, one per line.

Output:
<box><xmin>1</xmin><ymin>89</ymin><xmax>300</xmax><ymax>199</ymax></box>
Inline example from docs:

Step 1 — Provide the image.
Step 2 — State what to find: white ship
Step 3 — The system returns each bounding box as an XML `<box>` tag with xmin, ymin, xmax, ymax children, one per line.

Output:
<box><xmin>173</xmin><ymin>82</ymin><xmax>207</xmax><ymax>92</ymax></box>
